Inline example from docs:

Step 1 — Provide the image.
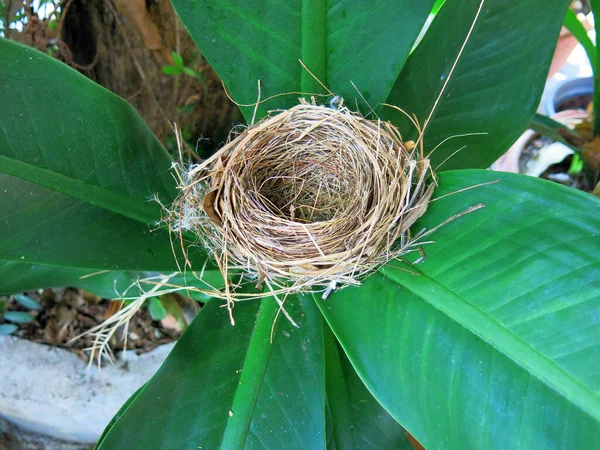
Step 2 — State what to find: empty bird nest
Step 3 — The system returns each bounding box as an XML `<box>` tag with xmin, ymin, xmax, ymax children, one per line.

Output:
<box><xmin>165</xmin><ymin>99</ymin><xmax>435</xmax><ymax>312</ymax></box>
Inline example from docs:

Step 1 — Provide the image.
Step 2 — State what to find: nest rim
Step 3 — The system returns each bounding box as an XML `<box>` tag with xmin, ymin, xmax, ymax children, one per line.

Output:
<box><xmin>167</xmin><ymin>100</ymin><xmax>435</xmax><ymax>302</ymax></box>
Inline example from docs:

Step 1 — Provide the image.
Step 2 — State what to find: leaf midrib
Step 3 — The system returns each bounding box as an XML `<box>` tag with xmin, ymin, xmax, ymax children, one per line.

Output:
<box><xmin>301</xmin><ymin>0</ymin><xmax>328</xmax><ymax>93</ymax></box>
<box><xmin>380</xmin><ymin>266</ymin><xmax>600</xmax><ymax>420</ymax></box>
<box><xmin>1</xmin><ymin>154</ymin><xmax>161</xmax><ymax>225</ymax></box>
<box><xmin>219</xmin><ymin>298</ymin><xmax>278</xmax><ymax>449</ymax></box>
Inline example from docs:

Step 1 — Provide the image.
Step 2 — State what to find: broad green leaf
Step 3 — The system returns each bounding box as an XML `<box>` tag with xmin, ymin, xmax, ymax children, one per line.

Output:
<box><xmin>0</xmin><ymin>175</ymin><xmax>188</xmax><ymax>271</ymax></box>
<box><xmin>0</xmin><ymin>259</ymin><xmax>150</xmax><ymax>298</ymax></box>
<box><xmin>319</xmin><ymin>170</ymin><xmax>600</xmax><ymax>449</ymax></box>
<box><xmin>0</xmin><ymin>39</ymin><xmax>174</xmax><ymax>223</ymax></box>
<box><xmin>0</xmin><ymin>39</ymin><xmax>205</xmax><ymax>270</ymax></box>
<box><xmin>95</xmin><ymin>383</ymin><xmax>148</xmax><ymax>450</ymax></box>
<box><xmin>0</xmin><ymin>260</ymin><xmax>224</xmax><ymax>302</ymax></box>
<box><xmin>97</xmin><ymin>295</ymin><xmax>326</xmax><ymax>449</ymax></box>
<box><xmin>171</xmin><ymin>0</ymin><xmax>436</xmax><ymax>121</ymax></box>
<box><xmin>384</xmin><ymin>0</ymin><xmax>570</xmax><ymax>170</ymax></box>
<box><xmin>324</xmin><ymin>327</ymin><xmax>412</xmax><ymax>450</ymax></box>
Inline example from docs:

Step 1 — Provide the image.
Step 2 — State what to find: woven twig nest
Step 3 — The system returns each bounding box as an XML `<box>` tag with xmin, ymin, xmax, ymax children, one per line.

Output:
<box><xmin>168</xmin><ymin>100</ymin><xmax>434</xmax><ymax>302</ymax></box>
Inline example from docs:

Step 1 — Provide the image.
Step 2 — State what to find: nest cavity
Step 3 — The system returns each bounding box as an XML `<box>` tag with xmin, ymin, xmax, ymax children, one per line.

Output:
<box><xmin>168</xmin><ymin>101</ymin><xmax>434</xmax><ymax>297</ymax></box>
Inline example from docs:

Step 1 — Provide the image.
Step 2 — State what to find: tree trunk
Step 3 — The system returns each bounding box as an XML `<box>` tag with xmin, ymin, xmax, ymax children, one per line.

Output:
<box><xmin>60</xmin><ymin>0</ymin><xmax>242</xmax><ymax>154</ymax></box>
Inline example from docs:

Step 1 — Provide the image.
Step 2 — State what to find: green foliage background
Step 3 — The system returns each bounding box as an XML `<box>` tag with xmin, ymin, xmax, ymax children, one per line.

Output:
<box><xmin>3</xmin><ymin>0</ymin><xmax>600</xmax><ymax>448</ymax></box>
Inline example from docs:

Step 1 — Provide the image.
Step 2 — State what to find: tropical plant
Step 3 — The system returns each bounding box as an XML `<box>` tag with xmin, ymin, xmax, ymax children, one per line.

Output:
<box><xmin>0</xmin><ymin>294</ymin><xmax>39</xmax><ymax>335</ymax></box>
<box><xmin>2</xmin><ymin>0</ymin><xmax>600</xmax><ymax>449</ymax></box>
<box><xmin>531</xmin><ymin>4</ymin><xmax>600</xmax><ymax>187</ymax></box>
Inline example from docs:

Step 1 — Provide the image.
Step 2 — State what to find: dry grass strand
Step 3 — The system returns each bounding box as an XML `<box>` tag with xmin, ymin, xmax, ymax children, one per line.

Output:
<box><xmin>165</xmin><ymin>100</ymin><xmax>434</xmax><ymax>305</ymax></box>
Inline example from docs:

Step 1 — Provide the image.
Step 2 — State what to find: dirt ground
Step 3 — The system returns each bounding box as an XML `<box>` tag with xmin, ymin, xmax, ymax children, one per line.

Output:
<box><xmin>3</xmin><ymin>288</ymin><xmax>185</xmax><ymax>361</ymax></box>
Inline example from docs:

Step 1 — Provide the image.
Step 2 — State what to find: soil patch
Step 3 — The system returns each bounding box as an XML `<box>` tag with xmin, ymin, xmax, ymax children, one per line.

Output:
<box><xmin>1</xmin><ymin>288</ymin><xmax>183</xmax><ymax>361</ymax></box>
<box><xmin>556</xmin><ymin>94</ymin><xmax>593</xmax><ymax>113</ymax></box>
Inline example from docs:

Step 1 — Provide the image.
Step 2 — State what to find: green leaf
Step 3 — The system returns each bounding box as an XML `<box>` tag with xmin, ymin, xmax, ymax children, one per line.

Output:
<box><xmin>171</xmin><ymin>0</ymin><xmax>436</xmax><ymax>121</ymax></box>
<box><xmin>591</xmin><ymin>0</ymin><xmax>600</xmax><ymax>134</ymax></box>
<box><xmin>0</xmin><ymin>39</ymin><xmax>174</xmax><ymax>223</ymax></box>
<box><xmin>319</xmin><ymin>170</ymin><xmax>600</xmax><ymax>449</ymax></box>
<box><xmin>182</xmin><ymin>66</ymin><xmax>196</xmax><ymax>78</ymax></box>
<box><xmin>0</xmin><ymin>324</ymin><xmax>18</xmax><ymax>335</ymax></box>
<box><xmin>0</xmin><ymin>260</ymin><xmax>224</xmax><ymax>302</ymax></box>
<box><xmin>569</xmin><ymin>153</ymin><xmax>585</xmax><ymax>174</ymax></box>
<box><xmin>531</xmin><ymin>113</ymin><xmax>585</xmax><ymax>152</ymax></box>
<box><xmin>1</xmin><ymin>260</ymin><xmax>139</xmax><ymax>298</ymax></box>
<box><xmin>324</xmin><ymin>327</ymin><xmax>412</xmax><ymax>450</ymax></box>
<box><xmin>0</xmin><ymin>39</ymin><xmax>206</xmax><ymax>271</ymax></box>
<box><xmin>162</xmin><ymin>65</ymin><xmax>182</xmax><ymax>75</ymax></box>
<box><xmin>171</xmin><ymin>51</ymin><xmax>184</xmax><ymax>68</ymax></box>
<box><xmin>97</xmin><ymin>295</ymin><xmax>326</xmax><ymax>449</ymax></box>
<box><xmin>0</xmin><ymin>176</ymin><xmax>187</xmax><ymax>271</ymax></box>
<box><xmin>147</xmin><ymin>297</ymin><xmax>168</xmax><ymax>321</ymax></box>
<box><xmin>384</xmin><ymin>0</ymin><xmax>571</xmax><ymax>171</ymax></box>
<box><xmin>13</xmin><ymin>294</ymin><xmax>41</xmax><ymax>311</ymax></box>
<box><xmin>95</xmin><ymin>383</ymin><xmax>148</xmax><ymax>450</ymax></box>
<box><xmin>0</xmin><ymin>260</ymin><xmax>150</xmax><ymax>298</ymax></box>
<box><xmin>563</xmin><ymin>9</ymin><xmax>596</xmax><ymax>72</ymax></box>
<box><xmin>99</xmin><ymin>294</ymin><xmax>416</xmax><ymax>449</ymax></box>
<box><xmin>431</xmin><ymin>0</ymin><xmax>446</xmax><ymax>14</ymax></box>
<box><xmin>4</xmin><ymin>311</ymin><xmax>35</xmax><ymax>324</ymax></box>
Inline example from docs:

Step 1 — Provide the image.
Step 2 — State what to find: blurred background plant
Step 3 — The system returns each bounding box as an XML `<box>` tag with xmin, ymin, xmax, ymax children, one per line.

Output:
<box><xmin>1</xmin><ymin>0</ymin><xmax>240</xmax><ymax>154</ymax></box>
<box><xmin>0</xmin><ymin>294</ymin><xmax>39</xmax><ymax>335</ymax></box>
<box><xmin>515</xmin><ymin>0</ymin><xmax>600</xmax><ymax>194</ymax></box>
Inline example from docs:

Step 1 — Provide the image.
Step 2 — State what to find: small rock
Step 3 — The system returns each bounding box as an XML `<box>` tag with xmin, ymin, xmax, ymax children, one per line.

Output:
<box><xmin>128</xmin><ymin>332</ymin><xmax>140</xmax><ymax>341</ymax></box>
<box><xmin>547</xmin><ymin>172</ymin><xmax>573</xmax><ymax>184</ymax></box>
<box><xmin>0</xmin><ymin>336</ymin><xmax>175</xmax><ymax>443</ymax></box>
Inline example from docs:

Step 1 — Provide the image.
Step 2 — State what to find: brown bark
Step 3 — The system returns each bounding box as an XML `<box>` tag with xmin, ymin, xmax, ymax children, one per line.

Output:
<box><xmin>60</xmin><ymin>0</ymin><xmax>242</xmax><ymax>153</ymax></box>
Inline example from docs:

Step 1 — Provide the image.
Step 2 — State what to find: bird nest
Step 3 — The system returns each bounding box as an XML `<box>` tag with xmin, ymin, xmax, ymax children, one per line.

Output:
<box><xmin>166</xmin><ymin>100</ymin><xmax>434</xmax><ymax>309</ymax></box>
